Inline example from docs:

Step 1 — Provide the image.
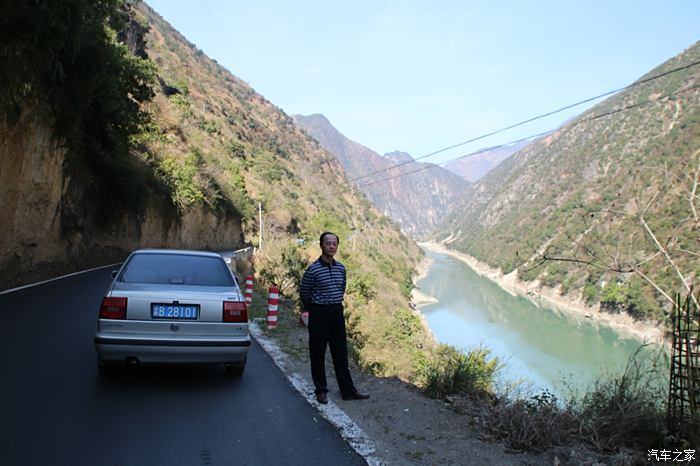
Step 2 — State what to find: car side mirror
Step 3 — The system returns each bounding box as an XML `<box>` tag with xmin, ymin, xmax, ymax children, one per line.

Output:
<box><xmin>111</xmin><ymin>270</ymin><xmax>119</xmax><ymax>279</ymax></box>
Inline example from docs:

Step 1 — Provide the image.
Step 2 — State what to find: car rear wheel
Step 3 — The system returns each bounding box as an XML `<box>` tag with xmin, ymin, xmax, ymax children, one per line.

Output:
<box><xmin>225</xmin><ymin>360</ymin><xmax>246</xmax><ymax>376</ymax></box>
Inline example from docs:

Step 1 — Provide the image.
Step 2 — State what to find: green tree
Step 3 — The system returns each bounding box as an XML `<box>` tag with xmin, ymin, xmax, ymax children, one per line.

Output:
<box><xmin>600</xmin><ymin>282</ymin><xmax>627</xmax><ymax>313</ymax></box>
<box><xmin>158</xmin><ymin>151</ymin><xmax>204</xmax><ymax>208</ymax></box>
<box><xmin>346</xmin><ymin>274</ymin><xmax>377</xmax><ymax>303</ymax></box>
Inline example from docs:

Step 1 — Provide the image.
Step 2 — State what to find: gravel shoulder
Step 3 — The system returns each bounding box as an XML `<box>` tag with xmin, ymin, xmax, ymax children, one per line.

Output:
<box><xmin>250</xmin><ymin>306</ymin><xmax>558</xmax><ymax>466</ymax></box>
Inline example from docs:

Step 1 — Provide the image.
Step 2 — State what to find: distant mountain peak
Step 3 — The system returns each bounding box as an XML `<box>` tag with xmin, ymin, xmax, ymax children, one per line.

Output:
<box><xmin>384</xmin><ymin>151</ymin><xmax>414</xmax><ymax>164</ymax></box>
<box><xmin>294</xmin><ymin>114</ymin><xmax>468</xmax><ymax>236</ymax></box>
<box><xmin>300</xmin><ymin>113</ymin><xmax>330</xmax><ymax>123</ymax></box>
<box><xmin>444</xmin><ymin>140</ymin><xmax>531</xmax><ymax>182</ymax></box>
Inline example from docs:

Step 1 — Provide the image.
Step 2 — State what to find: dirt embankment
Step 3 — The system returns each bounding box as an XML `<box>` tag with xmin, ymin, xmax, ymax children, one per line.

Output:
<box><xmin>252</xmin><ymin>304</ymin><xmax>556</xmax><ymax>466</ymax></box>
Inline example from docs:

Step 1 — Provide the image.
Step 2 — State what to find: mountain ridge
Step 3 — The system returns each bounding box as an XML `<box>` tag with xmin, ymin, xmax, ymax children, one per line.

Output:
<box><xmin>437</xmin><ymin>41</ymin><xmax>700</xmax><ymax>322</ymax></box>
<box><xmin>294</xmin><ymin>113</ymin><xmax>468</xmax><ymax>236</ymax></box>
<box><xmin>444</xmin><ymin>140</ymin><xmax>531</xmax><ymax>182</ymax></box>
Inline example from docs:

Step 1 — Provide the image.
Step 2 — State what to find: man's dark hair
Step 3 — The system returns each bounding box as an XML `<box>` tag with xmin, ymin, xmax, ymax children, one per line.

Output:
<box><xmin>319</xmin><ymin>231</ymin><xmax>339</xmax><ymax>246</ymax></box>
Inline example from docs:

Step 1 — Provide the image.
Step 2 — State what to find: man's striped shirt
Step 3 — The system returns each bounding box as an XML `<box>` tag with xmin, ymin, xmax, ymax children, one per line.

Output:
<box><xmin>300</xmin><ymin>257</ymin><xmax>346</xmax><ymax>306</ymax></box>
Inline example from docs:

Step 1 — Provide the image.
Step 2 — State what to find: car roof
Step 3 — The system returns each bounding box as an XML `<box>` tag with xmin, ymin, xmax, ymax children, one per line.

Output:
<box><xmin>131</xmin><ymin>249</ymin><xmax>223</xmax><ymax>258</ymax></box>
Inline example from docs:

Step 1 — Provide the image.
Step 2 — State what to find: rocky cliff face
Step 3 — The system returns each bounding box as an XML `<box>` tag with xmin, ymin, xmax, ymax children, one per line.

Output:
<box><xmin>293</xmin><ymin>114</ymin><xmax>468</xmax><ymax>236</ymax></box>
<box><xmin>0</xmin><ymin>101</ymin><xmax>242</xmax><ymax>289</ymax></box>
<box><xmin>1</xmin><ymin>102</ymin><xmax>66</xmax><ymax>285</ymax></box>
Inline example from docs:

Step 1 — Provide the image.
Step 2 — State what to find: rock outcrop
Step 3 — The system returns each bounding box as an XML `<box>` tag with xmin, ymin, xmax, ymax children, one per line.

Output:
<box><xmin>0</xmin><ymin>103</ymin><xmax>242</xmax><ymax>289</ymax></box>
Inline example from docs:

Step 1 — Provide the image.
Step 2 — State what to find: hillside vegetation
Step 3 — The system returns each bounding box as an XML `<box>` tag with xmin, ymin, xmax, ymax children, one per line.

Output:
<box><xmin>437</xmin><ymin>41</ymin><xmax>700</xmax><ymax>324</ymax></box>
<box><xmin>137</xmin><ymin>2</ymin><xmax>439</xmax><ymax>376</ymax></box>
<box><xmin>5</xmin><ymin>2</ymin><xmax>695</xmax><ymax>457</ymax></box>
<box><xmin>1</xmin><ymin>0</ymin><xmax>434</xmax><ymax>379</ymax></box>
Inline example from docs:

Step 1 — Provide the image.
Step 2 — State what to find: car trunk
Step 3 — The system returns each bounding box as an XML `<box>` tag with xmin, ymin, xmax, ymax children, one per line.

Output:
<box><xmin>101</xmin><ymin>283</ymin><xmax>247</xmax><ymax>337</ymax></box>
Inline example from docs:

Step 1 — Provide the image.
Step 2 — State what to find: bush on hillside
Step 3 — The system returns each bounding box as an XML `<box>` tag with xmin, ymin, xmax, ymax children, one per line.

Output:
<box><xmin>158</xmin><ymin>151</ymin><xmax>205</xmax><ymax>208</ymax></box>
<box><xmin>255</xmin><ymin>235</ymin><xmax>308</xmax><ymax>302</ymax></box>
<box><xmin>489</xmin><ymin>389</ymin><xmax>576</xmax><ymax>452</ymax></box>
<box><xmin>600</xmin><ymin>279</ymin><xmax>660</xmax><ymax>320</ymax></box>
<box><xmin>346</xmin><ymin>274</ymin><xmax>377</xmax><ymax>303</ymax></box>
<box><xmin>418</xmin><ymin>344</ymin><xmax>502</xmax><ymax>398</ymax></box>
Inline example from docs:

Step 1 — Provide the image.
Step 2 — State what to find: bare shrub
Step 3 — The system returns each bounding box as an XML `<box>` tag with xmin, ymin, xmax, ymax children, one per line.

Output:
<box><xmin>487</xmin><ymin>346</ymin><xmax>668</xmax><ymax>456</ymax></box>
<box><xmin>489</xmin><ymin>389</ymin><xmax>577</xmax><ymax>452</ymax></box>
<box><xmin>254</xmin><ymin>232</ymin><xmax>308</xmax><ymax>301</ymax></box>
<box><xmin>572</xmin><ymin>346</ymin><xmax>668</xmax><ymax>451</ymax></box>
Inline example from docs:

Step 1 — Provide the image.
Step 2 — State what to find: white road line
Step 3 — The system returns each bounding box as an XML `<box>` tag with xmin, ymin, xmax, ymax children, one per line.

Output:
<box><xmin>250</xmin><ymin>322</ymin><xmax>384</xmax><ymax>466</ymax></box>
<box><xmin>0</xmin><ymin>263</ymin><xmax>121</xmax><ymax>296</ymax></box>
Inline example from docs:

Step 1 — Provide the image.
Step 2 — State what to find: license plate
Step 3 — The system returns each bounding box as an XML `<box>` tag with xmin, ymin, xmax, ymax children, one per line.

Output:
<box><xmin>151</xmin><ymin>303</ymin><xmax>200</xmax><ymax>320</ymax></box>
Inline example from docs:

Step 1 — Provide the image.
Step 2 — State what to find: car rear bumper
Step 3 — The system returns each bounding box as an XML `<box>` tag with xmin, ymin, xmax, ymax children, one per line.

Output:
<box><xmin>95</xmin><ymin>333</ymin><xmax>250</xmax><ymax>364</ymax></box>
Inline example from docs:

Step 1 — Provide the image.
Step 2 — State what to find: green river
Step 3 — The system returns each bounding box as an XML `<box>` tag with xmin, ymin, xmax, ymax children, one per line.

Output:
<box><xmin>417</xmin><ymin>249</ymin><xmax>655</xmax><ymax>398</ymax></box>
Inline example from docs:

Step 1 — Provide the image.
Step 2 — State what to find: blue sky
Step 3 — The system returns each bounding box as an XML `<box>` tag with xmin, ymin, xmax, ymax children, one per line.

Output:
<box><xmin>146</xmin><ymin>1</ymin><xmax>699</xmax><ymax>164</ymax></box>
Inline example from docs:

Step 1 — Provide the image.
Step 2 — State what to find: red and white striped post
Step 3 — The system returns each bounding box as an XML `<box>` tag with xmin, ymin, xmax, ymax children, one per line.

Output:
<box><xmin>267</xmin><ymin>286</ymin><xmax>279</xmax><ymax>329</ymax></box>
<box><xmin>244</xmin><ymin>275</ymin><xmax>253</xmax><ymax>305</ymax></box>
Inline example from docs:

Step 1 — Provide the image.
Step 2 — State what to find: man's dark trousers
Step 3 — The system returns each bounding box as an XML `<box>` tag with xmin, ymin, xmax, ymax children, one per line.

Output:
<box><xmin>307</xmin><ymin>303</ymin><xmax>356</xmax><ymax>396</ymax></box>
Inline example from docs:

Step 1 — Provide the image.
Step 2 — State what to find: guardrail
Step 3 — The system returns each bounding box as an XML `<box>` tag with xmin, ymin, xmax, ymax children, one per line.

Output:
<box><xmin>221</xmin><ymin>246</ymin><xmax>254</xmax><ymax>277</ymax></box>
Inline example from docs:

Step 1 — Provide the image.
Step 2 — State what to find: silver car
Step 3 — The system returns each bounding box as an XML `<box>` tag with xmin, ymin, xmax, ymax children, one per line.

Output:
<box><xmin>95</xmin><ymin>249</ymin><xmax>250</xmax><ymax>376</ymax></box>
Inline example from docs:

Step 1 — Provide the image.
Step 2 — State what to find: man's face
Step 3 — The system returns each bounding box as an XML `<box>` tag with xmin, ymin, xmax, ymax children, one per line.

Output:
<box><xmin>321</xmin><ymin>235</ymin><xmax>339</xmax><ymax>258</ymax></box>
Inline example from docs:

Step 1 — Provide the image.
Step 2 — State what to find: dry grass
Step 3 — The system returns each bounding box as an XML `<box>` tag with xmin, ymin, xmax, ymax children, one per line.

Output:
<box><xmin>487</xmin><ymin>345</ymin><xmax>669</xmax><ymax>460</ymax></box>
<box><xmin>489</xmin><ymin>390</ymin><xmax>577</xmax><ymax>452</ymax></box>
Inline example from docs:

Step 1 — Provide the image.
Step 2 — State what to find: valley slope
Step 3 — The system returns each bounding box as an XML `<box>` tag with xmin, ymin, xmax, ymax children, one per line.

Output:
<box><xmin>436</xmin><ymin>41</ymin><xmax>700</xmax><ymax>323</ymax></box>
<box><xmin>1</xmin><ymin>0</ymin><xmax>432</xmax><ymax>379</ymax></box>
<box><xmin>294</xmin><ymin>113</ymin><xmax>467</xmax><ymax>236</ymax></box>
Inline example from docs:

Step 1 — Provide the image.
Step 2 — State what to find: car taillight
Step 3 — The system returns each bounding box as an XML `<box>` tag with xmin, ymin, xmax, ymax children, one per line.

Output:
<box><xmin>223</xmin><ymin>301</ymin><xmax>248</xmax><ymax>323</ymax></box>
<box><xmin>100</xmin><ymin>297</ymin><xmax>127</xmax><ymax>319</ymax></box>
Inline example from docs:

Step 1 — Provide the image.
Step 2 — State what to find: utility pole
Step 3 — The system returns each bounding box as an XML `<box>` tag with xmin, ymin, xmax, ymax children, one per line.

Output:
<box><xmin>258</xmin><ymin>202</ymin><xmax>263</xmax><ymax>251</ymax></box>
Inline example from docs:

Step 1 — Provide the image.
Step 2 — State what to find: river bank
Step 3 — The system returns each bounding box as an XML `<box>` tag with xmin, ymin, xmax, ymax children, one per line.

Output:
<box><xmin>417</xmin><ymin>241</ymin><xmax>666</xmax><ymax>346</ymax></box>
<box><xmin>410</xmin><ymin>253</ymin><xmax>438</xmax><ymax>307</ymax></box>
<box><xmin>409</xmin><ymin>252</ymin><xmax>438</xmax><ymax>343</ymax></box>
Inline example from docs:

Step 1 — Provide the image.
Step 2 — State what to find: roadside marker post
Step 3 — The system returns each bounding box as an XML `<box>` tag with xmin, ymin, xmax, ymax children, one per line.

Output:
<box><xmin>244</xmin><ymin>276</ymin><xmax>253</xmax><ymax>305</ymax></box>
<box><xmin>267</xmin><ymin>286</ymin><xmax>278</xmax><ymax>329</ymax></box>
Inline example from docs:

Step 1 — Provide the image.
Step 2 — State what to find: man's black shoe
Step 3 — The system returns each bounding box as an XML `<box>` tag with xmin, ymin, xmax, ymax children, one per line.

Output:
<box><xmin>316</xmin><ymin>392</ymin><xmax>328</xmax><ymax>404</ymax></box>
<box><xmin>342</xmin><ymin>391</ymin><xmax>370</xmax><ymax>401</ymax></box>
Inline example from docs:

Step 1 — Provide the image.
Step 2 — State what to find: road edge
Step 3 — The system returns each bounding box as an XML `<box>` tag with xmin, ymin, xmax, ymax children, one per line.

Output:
<box><xmin>249</xmin><ymin>321</ymin><xmax>384</xmax><ymax>466</ymax></box>
<box><xmin>0</xmin><ymin>263</ymin><xmax>122</xmax><ymax>296</ymax></box>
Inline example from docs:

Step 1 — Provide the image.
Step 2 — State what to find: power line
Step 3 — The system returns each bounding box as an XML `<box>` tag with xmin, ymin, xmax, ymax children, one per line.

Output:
<box><xmin>349</xmin><ymin>58</ymin><xmax>700</xmax><ymax>185</ymax></box>
<box><xmin>357</xmin><ymin>131</ymin><xmax>555</xmax><ymax>189</ymax></box>
<box><xmin>356</xmin><ymin>82</ymin><xmax>700</xmax><ymax>189</ymax></box>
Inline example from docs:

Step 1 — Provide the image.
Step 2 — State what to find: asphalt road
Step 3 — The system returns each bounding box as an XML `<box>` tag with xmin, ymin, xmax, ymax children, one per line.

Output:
<box><xmin>0</xmin><ymin>267</ymin><xmax>366</xmax><ymax>466</ymax></box>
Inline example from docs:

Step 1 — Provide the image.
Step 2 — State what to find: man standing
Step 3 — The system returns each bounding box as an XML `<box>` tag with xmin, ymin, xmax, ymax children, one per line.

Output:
<box><xmin>300</xmin><ymin>232</ymin><xmax>369</xmax><ymax>404</ymax></box>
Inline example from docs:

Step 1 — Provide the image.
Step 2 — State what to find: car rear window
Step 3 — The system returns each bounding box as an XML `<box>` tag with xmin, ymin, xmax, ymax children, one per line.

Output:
<box><xmin>119</xmin><ymin>253</ymin><xmax>234</xmax><ymax>286</ymax></box>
